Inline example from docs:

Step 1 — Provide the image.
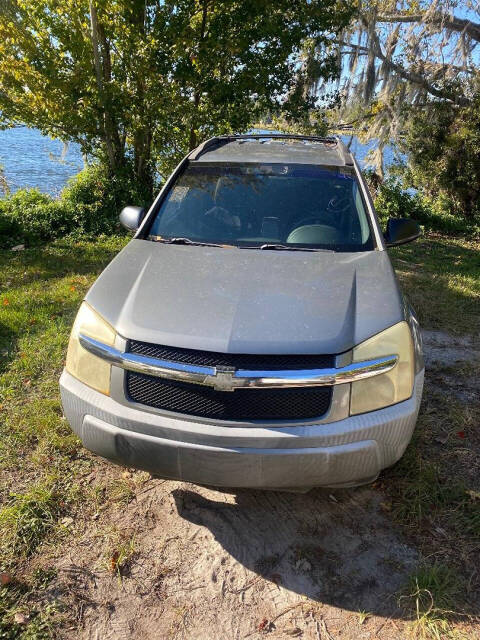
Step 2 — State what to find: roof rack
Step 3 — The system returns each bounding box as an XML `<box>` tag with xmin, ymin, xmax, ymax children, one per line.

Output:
<box><xmin>188</xmin><ymin>133</ymin><xmax>348</xmax><ymax>162</ymax></box>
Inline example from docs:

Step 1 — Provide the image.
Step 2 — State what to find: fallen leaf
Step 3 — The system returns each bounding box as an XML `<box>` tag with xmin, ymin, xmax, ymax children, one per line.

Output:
<box><xmin>70</xmin><ymin>286</ymin><xmax>76</xmax><ymax>292</ymax></box>
<box><xmin>14</xmin><ymin>613</ymin><xmax>29</xmax><ymax>625</ymax></box>
<box><xmin>2</xmin><ymin>298</ymin><xmax>9</xmax><ymax>306</ymax></box>
<box><xmin>457</xmin><ymin>431</ymin><xmax>466</xmax><ymax>439</ymax></box>
<box><xmin>61</xmin><ymin>516</ymin><xmax>74</xmax><ymax>527</ymax></box>
<box><xmin>110</xmin><ymin>550</ymin><xmax>120</xmax><ymax>573</ymax></box>
<box><xmin>258</xmin><ymin>618</ymin><xmax>275</xmax><ymax>632</ymax></box>
<box><xmin>0</xmin><ymin>572</ymin><xmax>11</xmax><ymax>586</ymax></box>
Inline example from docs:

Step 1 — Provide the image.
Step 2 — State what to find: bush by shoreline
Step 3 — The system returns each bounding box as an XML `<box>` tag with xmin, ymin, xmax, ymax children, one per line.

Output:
<box><xmin>0</xmin><ymin>163</ymin><xmax>150</xmax><ymax>249</ymax></box>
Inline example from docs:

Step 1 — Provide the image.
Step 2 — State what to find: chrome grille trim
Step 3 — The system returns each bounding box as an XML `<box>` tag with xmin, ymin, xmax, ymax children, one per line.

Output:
<box><xmin>79</xmin><ymin>333</ymin><xmax>398</xmax><ymax>391</ymax></box>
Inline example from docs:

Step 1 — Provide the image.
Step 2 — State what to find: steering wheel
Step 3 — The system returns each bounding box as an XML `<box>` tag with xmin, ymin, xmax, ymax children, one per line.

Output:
<box><xmin>326</xmin><ymin>194</ymin><xmax>351</xmax><ymax>214</ymax></box>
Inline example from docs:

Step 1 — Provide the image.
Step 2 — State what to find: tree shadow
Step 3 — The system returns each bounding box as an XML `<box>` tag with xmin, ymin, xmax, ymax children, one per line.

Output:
<box><xmin>0</xmin><ymin>321</ymin><xmax>18</xmax><ymax>376</ymax></box>
<box><xmin>0</xmin><ymin>239</ymin><xmax>124</xmax><ymax>375</ymax></box>
<box><xmin>172</xmin><ymin>485</ymin><xmax>419</xmax><ymax>619</ymax></box>
<box><xmin>0</xmin><ymin>239</ymin><xmax>126</xmax><ymax>290</ymax></box>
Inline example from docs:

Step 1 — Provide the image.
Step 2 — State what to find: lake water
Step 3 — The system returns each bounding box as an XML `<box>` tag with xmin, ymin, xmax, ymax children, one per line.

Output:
<box><xmin>0</xmin><ymin>127</ymin><xmax>84</xmax><ymax>195</ymax></box>
<box><xmin>0</xmin><ymin>127</ymin><xmax>394</xmax><ymax>196</ymax></box>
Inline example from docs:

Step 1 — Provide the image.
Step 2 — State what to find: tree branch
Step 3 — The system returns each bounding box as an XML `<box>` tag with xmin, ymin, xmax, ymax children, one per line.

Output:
<box><xmin>337</xmin><ymin>38</ymin><xmax>470</xmax><ymax>105</ymax></box>
<box><xmin>377</xmin><ymin>12</ymin><xmax>480</xmax><ymax>43</ymax></box>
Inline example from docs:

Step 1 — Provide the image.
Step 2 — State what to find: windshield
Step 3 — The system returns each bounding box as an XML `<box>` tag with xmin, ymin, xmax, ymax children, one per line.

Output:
<box><xmin>147</xmin><ymin>163</ymin><xmax>374</xmax><ymax>251</ymax></box>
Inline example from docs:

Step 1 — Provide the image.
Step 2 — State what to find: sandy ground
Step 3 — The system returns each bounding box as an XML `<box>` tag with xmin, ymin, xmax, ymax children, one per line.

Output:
<box><xmin>49</xmin><ymin>331</ymin><xmax>478</xmax><ymax>639</ymax></box>
<box><xmin>55</xmin><ymin>483</ymin><xmax>418</xmax><ymax>640</ymax></box>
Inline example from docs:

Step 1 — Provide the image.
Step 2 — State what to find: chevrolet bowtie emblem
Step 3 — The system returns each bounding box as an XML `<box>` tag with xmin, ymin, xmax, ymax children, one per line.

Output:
<box><xmin>211</xmin><ymin>368</ymin><xmax>237</xmax><ymax>392</ymax></box>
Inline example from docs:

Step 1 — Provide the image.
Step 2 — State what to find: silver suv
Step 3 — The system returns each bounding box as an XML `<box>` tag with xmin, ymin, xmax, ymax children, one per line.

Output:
<box><xmin>60</xmin><ymin>134</ymin><xmax>424</xmax><ymax>490</ymax></box>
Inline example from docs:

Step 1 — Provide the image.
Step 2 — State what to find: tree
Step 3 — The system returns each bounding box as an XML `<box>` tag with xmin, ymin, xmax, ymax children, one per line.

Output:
<box><xmin>0</xmin><ymin>0</ymin><xmax>353</xmax><ymax>201</ymax></box>
<box><xmin>400</xmin><ymin>98</ymin><xmax>480</xmax><ymax>222</ymax></box>
<box><xmin>321</xmin><ymin>1</ymin><xmax>480</xmax><ymax>172</ymax></box>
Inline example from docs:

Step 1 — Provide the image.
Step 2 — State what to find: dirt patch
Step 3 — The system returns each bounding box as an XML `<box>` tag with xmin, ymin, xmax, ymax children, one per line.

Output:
<box><xmin>422</xmin><ymin>330</ymin><xmax>480</xmax><ymax>405</ymax></box>
<box><xmin>422</xmin><ymin>329</ymin><xmax>480</xmax><ymax>368</ymax></box>
<box><xmin>49</xmin><ymin>480</ymin><xmax>418</xmax><ymax>640</ymax></box>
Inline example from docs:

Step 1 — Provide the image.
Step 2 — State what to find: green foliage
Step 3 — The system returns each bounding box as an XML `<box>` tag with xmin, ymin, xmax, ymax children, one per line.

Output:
<box><xmin>0</xmin><ymin>0</ymin><xmax>353</xmax><ymax>197</ymax></box>
<box><xmin>0</xmin><ymin>189</ymin><xmax>72</xmax><ymax>246</ymax></box>
<box><xmin>0</xmin><ymin>483</ymin><xmax>64</xmax><ymax>557</ymax></box>
<box><xmin>0</xmin><ymin>163</ymin><xmax>145</xmax><ymax>247</ymax></box>
<box><xmin>400</xmin><ymin>97</ymin><xmax>480</xmax><ymax>224</ymax></box>
<box><xmin>60</xmin><ymin>162</ymin><xmax>148</xmax><ymax>235</ymax></box>
<box><xmin>364</xmin><ymin>171</ymin><xmax>479</xmax><ymax>235</ymax></box>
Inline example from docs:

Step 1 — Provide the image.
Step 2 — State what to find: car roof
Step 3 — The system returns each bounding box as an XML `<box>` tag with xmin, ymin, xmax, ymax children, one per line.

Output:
<box><xmin>188</xmin><ymin>134</ymin><xmax>354</xmax><ymax>167</ymax></box>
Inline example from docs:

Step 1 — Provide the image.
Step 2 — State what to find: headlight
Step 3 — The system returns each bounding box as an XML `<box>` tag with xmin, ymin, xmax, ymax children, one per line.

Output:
<box><xmin>65</xmin><ymin>302</ymin><xmax>116</xmax><ymax>395</ymax></box>
<box><xmin>350</xmin><ymin>321</ymin><xmax>414</xmax><ymax>415</ymax></box>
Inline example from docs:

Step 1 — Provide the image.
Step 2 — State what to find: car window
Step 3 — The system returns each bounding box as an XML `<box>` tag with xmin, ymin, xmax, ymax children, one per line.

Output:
<box><xmin>147</xmin><ymin>163</ymin><xmax>374</xmax><ymax>251</ymax></box>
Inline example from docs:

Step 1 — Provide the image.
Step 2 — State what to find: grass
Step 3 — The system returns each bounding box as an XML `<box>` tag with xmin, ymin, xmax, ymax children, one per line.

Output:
<box><xmin>0</xmin><ymin>231</ymin><xmax>478</xmax><ymax>638</ymax></box>
<box><xmin>399</xmin><ymin>565</ymin><xmax>466</xmax><ymax>640</ymax></box>
<box><xmin>0</xmin><ymin>235</ymin><xmax>127</xmax><ymax>637</ymax></box>
<box><xmin>0</xmin><ymin>569</ymin><xmax>58</xmax><ymax>639</ymax></box>
<box><xmin>0</xmin><ymin>482</ymin><xmax>65</xmax><ymax>558</ymax></box>
<box><xmin>390</xmin><ymin>233</ymin><xmax>480</xmax><ymax>336</ymax></box>
<box><xmin>384</xmin><ymin>235</ymin><xmax>480</xmax><ymax>637</ymax></box>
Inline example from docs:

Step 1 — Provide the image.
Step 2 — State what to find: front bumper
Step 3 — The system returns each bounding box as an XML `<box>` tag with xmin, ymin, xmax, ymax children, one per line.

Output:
<box><xmin>60</xmin><ymin>369</ymin><xmax>424</xmax><ymax>489</ymax></box>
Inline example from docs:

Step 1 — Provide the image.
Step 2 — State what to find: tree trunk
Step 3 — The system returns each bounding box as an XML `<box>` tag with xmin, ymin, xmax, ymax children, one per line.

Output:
<box><xmin>134</xmin><ymin>129</ymin><xmax>154</xmax><ymax>202</ymax></box>
<box><xmin>89</xmin><ymin>0</ymin><xmax>124</xmax><ymax>172</ymax></box>
<box><xmin>189</xmin><ymin>0</ymin><xmax>208</xmax><ymax>151</ymax></box>
<box><xmin>130</xmin><ymin>1</ymin><xmax>154</xmax><ymax>201</ymax></box>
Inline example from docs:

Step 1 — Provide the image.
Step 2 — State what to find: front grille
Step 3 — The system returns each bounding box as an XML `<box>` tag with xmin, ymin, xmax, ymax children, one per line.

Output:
<box><xmin>125</xmin><ymin>341</ymin><xmax>334</xmax><ymax>421</ymax></box>
<box><xmin>126</xmin><ymin>372</ymin><xmax>332</xmax><ymax>421</ymax></box>
<box><xmin>128</xmin><ymin>340</ymin><xmax>335</xmax><ymax>370</ymax></box>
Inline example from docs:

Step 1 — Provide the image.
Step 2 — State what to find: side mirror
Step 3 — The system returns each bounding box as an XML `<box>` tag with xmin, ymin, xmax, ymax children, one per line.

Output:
<box><xmin>384</xmin><ymin>218</ymin><xmax>421</xmax><ymax>247</ymax></box>
<box><xmin>119</xmin><ymin>205</ymin><xmax>145</xmax><ymax>232</ymax></box>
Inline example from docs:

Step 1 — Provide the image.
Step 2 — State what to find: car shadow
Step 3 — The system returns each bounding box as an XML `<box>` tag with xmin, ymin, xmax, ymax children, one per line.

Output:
<box><xmin>172</xmin><ymin>484</ymin><xmax>418</xmax><ymax>618</ymax></box>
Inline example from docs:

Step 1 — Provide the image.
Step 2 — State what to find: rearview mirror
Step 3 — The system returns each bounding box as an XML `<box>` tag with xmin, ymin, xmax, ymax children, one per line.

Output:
<box><xmin>120</xmin><ymin>205</ymin><xmax>145</xmax><ymax>232</ymax></box>
<box><xmin>384</xmin><ymin>218</ymin><xmax>421</xmax><ymax>247</ymax></box>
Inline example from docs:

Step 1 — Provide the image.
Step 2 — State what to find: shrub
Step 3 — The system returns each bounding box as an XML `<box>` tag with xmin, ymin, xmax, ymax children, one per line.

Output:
<box><xmin>60</xmin><ymin>162</ymin><xmax>148</xmax><ymax>236</ymax></box>
<box><xmin>401</xmin><ymin>97</ymin><xmax>480</xmax><ymax>223</ymax></box>
<box><xmin>0</xmin><ymin>162</ymin><xmax>150</xmax><ymax>248</ymax></box>
<box><xmin>0</xmin><ymin>189</ymin><xmax>75</xmax><ymax>247</ymax></box>
<box><xmin>365</xmin><ymin>171</ymin><xmax>479</xmax><ymax>236</ymax></box>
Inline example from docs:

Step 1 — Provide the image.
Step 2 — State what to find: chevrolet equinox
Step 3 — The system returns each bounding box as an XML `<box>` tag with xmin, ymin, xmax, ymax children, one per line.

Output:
<box><xmin>60</xmin><ymin>134</ymin><xmax>424</xmax><ymax>490</ymax></box>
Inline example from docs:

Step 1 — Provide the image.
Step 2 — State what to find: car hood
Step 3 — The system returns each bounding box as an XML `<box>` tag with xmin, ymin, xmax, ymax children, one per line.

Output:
<box><xmin>86</xmin><ymin>239</ymin><xmax>404</xmax><ymax>354</ymax></box>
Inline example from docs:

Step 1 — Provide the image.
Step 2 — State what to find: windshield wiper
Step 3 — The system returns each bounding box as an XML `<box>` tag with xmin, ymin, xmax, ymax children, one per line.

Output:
<box><xmin>151</xmin><ymin>236</ymin><xmax>230</xmax><ymax>248</ymax></box>
<box><xmin>241</xmin><ymin>243</ymin><xmax>332</xmax><ymax>252</ymax></box>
